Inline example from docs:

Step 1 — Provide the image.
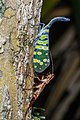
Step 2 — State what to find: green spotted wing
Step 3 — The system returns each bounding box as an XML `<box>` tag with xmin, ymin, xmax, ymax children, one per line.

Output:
<box><xmin>33</xmin><ymin>28</ymin><xmax>50</xmax><ymax>73</ymax></box>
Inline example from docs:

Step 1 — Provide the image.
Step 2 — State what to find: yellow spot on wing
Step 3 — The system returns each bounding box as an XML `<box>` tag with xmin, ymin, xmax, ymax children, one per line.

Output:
<box><xmin>43</xmin><ymin>59</ymin><xmax>47</xmax><ymax>62</ymax></box>
<box><xmin>33</xmin><ymin>59</ymin><xmax>41</xmax><ymax>63</ymax></box>
<box><xmin>34</xmin><ymin>51</ymin><xmax>36</xmax><ymax>55</ymax></box>
<box><xmin>40</xmin><ymin>62</ymin><xmax>43</xmax><ymax>65</ymax></box>
<box><xmin>37</xmin><ymin>40</ymin><xmax>48</xmax><ymax>45</ymax></box>
<box><xmin>37</xmin><ymin>41</ymin><xmax>43</xmax><ymax>44</ymax></box>
<box><xmin>45</xmin><ymin>53</ymin><xmax>48</xmax><ymax>55</ymax></box>
<box><xmin>37</xmin><ymin>60</ymin><xmax>40</xmax><ymax>63</ymax></box>
<box><xmin>37</xmin><ymin>52</ymin><xmax>42</xmax><ymax>55</ymax></box>
<box><xmin>43</xmin><ymin>46</ymin><xmax>48</xmax><ymax>50</ymax></box>
<box><xmin>40</xmin><ymin>35</ymin><xmax>48</xmax><ymax>39</ymax></box>
<box><xmin>43</xmin><ymin>40</ymin><xmax>48</xmax><ymax>45</ymax></box>
<box><xmin>35</xmin><ymin>45</ymin><xmax>43</xmax><ymax>49</ymax></box>
<box><xmin>33</xmin><ymin>59</ymin><xmax>37</xmax><ymax>63</ymax></box>
<box><xmin>34</xmin><ymin>66</ymin><xmax>37</xmax><ymax>68</ymax></box>
<box><xmin>35</xmin><ymin>45</ymin><xmax>39</xmax><ymax>49</ymax></box>
<box><xmin>44</xmin><ymin>30</ymin><xmax>49</xmax><ymax>33</ymax></box>
<box><xmin>39</xmin><ymin>46</ymin><xmax>43</xmax><ymax>49</ymax></box>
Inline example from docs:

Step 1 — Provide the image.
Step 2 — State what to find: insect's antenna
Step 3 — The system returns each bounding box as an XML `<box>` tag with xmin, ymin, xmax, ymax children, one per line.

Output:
<box><xmin>45</xmin><ymin>17</ymin><xmax>70</xmax><ymax>29</ymax></box>
<box><xmin>49</xmin><ymin>51</ymin><xmax>54</xmax><ymax>74</ymax></box>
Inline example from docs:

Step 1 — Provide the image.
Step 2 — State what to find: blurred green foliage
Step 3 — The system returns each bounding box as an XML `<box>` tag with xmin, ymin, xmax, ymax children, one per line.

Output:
<box><xmin>42</xmin><ymin>0</ymin><xmax>61</xmax><ymax>20</ymax></box>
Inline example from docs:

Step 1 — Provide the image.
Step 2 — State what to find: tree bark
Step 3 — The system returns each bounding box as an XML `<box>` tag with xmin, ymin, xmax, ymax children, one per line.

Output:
<box><xmin>0</xmin><ymin>0</ymin><xmax>43</xmax><ymax>119</ymax></box>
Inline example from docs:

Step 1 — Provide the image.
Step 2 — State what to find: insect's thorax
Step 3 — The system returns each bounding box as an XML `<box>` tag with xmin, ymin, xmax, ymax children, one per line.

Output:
<box><xmin>35</xmin><ymin>27</ymin><xmax>49</xmax><ymax>51</ymax></box>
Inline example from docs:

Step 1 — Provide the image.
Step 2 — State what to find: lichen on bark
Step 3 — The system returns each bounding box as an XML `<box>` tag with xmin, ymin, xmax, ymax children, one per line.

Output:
<box><xmin>2</xmin><ymin>85</ymin><xmax>12</xmax><ymax>120</ymax></box>
<box><xmin>0</xmin><ymin>0</ymin><xmax>19</xmax><ymax>119</ymax></box>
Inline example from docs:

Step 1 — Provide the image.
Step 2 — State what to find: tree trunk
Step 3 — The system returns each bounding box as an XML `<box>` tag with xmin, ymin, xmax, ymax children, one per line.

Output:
<box><xmin>0</xmin><ymin>0</ymin><xmax>43</xmax><ymax>119</ymax></box>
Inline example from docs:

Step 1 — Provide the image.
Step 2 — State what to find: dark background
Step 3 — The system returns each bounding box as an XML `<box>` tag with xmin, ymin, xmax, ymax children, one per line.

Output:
<box><xmin>34</xmin><ymin>0</ymin><xmax>80</xmax><ymax>120</ymax></box>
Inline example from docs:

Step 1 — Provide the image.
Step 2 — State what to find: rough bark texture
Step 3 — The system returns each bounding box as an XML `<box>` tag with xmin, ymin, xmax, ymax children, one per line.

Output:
<box><xmin>0</xmin><ymin>0</ymin><xmax>43</xmax><ymax>120</ymax></box>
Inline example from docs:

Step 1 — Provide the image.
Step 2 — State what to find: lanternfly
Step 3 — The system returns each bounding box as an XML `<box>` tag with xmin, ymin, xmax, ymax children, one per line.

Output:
<box><xmin>33</xmin><ymin>17</ymin><xmax>70</xmax><ymax>73</ymax></box>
